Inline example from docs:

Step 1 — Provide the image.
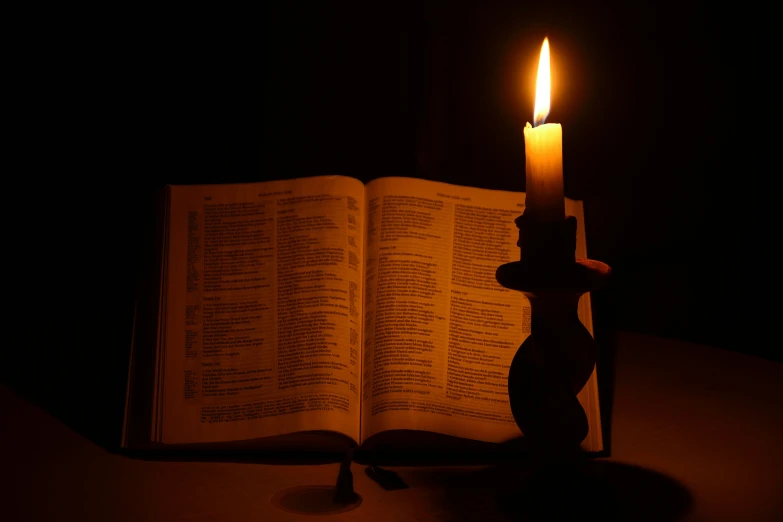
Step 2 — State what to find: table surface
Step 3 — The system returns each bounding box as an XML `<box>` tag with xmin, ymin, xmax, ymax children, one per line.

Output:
<box><xmin>3</xmin><ymin>332</ymin><xmax>782</xmax><ymax>522</ymax></box>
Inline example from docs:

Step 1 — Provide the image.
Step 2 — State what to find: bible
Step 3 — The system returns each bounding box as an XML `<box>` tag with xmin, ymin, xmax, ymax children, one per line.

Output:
<box><xmin>122</xmin><ymin>175</ymin><xmax>603</xmax><ymax>458</ymax></box>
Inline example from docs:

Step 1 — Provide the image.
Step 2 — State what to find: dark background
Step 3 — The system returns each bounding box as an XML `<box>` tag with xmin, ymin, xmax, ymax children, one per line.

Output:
<box><xmin>8</xmin><ymin>1</ymin><xmax>776</xmax><ymax>448</ymax></box>
<box><xmin>105</xmin><ymin>1</ymin><xmax>771</xmax><ymax>357</ymax></box>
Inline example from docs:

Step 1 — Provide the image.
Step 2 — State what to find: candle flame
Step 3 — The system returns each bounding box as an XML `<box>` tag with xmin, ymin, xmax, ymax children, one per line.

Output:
<box><xmin>533</xmin><ymin>37</ymin><xmax>551</xmax><ymax>127</ymax></box>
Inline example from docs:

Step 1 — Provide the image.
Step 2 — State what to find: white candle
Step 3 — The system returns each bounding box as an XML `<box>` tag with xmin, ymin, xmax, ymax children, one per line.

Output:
<box><xmin>524</xmin><ymin>37</ymin><xmax>565</xmax><ymax>222</ymax></box>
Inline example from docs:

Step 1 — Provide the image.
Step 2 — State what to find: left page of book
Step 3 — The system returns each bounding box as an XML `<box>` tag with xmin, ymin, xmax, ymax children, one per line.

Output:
<box><xmin>159</xmin><ymin>176</ymin><xmax>364</xmax><ymax>445</ymax></box>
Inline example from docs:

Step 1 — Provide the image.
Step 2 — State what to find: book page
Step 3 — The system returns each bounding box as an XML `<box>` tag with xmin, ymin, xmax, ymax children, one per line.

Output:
<box><xmin>160</xmin><ymin>176</ymin><xmax>364</xmax><ymax>445</ymax></box>
<box><xmin>361</xmin><ymin>177</ymin><xmax>601</xmax><ymax>451</ymax></box>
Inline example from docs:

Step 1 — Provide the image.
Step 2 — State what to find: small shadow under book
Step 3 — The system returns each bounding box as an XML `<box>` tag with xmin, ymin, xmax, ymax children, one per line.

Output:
<box><xmin>122</xmin><ymin>433</ymin><xmax>530</xmax><ymax>467</ymax></box>
<box><xmin>405</xmin><ymin>459</ymin><xmax>692</xmax><ymax>522</ymax></box>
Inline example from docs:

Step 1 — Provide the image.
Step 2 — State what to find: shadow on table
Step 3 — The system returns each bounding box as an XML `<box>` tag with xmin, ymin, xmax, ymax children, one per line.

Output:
<box><xmin>405</xmin><ymin>459</ymin><xmax>692</xmax><ymax>522</ymax></box>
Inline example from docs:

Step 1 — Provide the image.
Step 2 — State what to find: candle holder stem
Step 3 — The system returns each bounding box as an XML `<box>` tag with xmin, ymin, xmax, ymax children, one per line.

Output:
<box><xmin>496</xmin><ymin>213</ymin><xmax>610</xmax><ymax>457</ymax></box>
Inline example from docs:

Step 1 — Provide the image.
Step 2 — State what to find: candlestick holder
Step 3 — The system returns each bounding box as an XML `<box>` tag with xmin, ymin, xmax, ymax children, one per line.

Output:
<box><xmin>495</xmin><ymin>212</ymin><xmax>610</xmax><ymax>457</ymax></box>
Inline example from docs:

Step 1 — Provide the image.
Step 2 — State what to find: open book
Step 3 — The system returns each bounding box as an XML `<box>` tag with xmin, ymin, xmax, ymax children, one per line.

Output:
<box><xmin>122</xmin><ymin>175</ymin><xmax>602</xmax><ymax>458</ymax></box>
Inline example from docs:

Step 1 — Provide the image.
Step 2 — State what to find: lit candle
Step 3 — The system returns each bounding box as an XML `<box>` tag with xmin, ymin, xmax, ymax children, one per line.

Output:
<box><xmin>524</xmin><ymin>37</ymin><xmax>565</xmax><ymax>222</ymax></box>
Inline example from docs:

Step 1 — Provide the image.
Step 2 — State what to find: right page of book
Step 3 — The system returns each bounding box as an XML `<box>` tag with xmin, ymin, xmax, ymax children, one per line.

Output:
<box><xmin>361</xmin><ymin>177</ymin><xmax>602</xmax><ymax>452</ymax></box>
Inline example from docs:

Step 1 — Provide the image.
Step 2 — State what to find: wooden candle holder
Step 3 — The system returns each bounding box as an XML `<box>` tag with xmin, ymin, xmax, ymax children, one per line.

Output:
<box><xmin>495</xmin><ymin>213</ymin><xmax>610</xmax><ymax>457</ymax></box>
